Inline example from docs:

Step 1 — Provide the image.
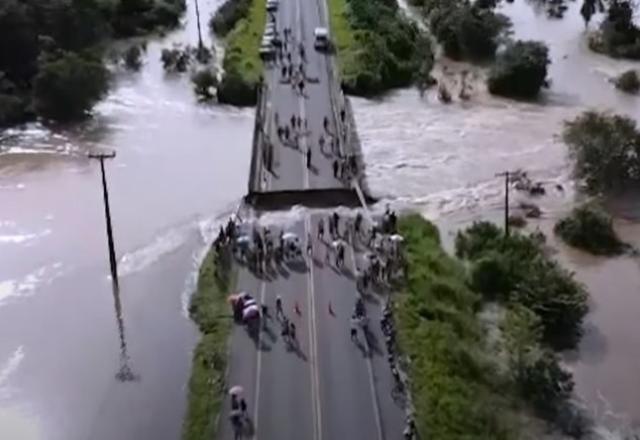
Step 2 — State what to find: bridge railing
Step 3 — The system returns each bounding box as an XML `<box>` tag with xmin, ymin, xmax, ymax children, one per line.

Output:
<box><xmin>248</xmin><ymin>81</ymin><xmax>269</xmax><ymax>195</ymax></box>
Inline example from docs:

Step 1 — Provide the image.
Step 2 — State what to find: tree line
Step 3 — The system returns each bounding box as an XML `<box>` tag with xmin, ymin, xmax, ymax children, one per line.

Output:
<box><xmin>0</xmin><ymin>0</ymin><xmax>185</xmax><ymax>126</ymax></box>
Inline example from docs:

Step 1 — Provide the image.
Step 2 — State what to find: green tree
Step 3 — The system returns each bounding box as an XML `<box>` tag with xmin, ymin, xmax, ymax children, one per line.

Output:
<box><xmin>555</xmin><ymin>203</ymin><xmax>625</xmax><ymax>255</ymax></box>
<box><xmin>0</xmin><ymin>0</ymin><xmax>39</xmax><ymax>84</ymax></box>
<box><xmin>192</xmin><ymin>68</ymin><xmax>217</xmax><ymax>100</ymax></box>
<box><xmin>614</xmin><ymin>69</ymin><xmax>640</xmax><ymax>92</ymax></box>
<box><xmin>33</xmin><ymin>52</ymin><xmax>109</xmax><ymax>121</ymax></box>
<box><xmin>488</xmin><ymin>40</ymin><xmax>550</xmax><ymax>98</ymax></box>
<box><xmin>563</xmin><ymin>111</ymin><xmax>640</xmax><ymax>192</ymax></box>
<box><xmin>502</xmin><ymin>305</ymin><xmax>542</xmax><ymax>381</ymax></box>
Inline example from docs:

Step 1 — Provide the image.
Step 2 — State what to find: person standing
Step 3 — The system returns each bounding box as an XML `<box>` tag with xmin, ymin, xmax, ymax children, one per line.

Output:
<box><xmin>306</xmin><ymin>148</ymin><xmax>312</xmax><ymax>169</ymax></box>
<box><xmin>276</xmin><ymin>295</ymin><xmax>283</xmax><ymax>320</ymax></box>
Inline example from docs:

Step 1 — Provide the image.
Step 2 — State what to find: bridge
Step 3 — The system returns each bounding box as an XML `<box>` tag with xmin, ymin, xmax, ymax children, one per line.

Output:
<box><xmin>219</xmin><ymin>0</ymin><xmax>407</xmax><ymax>437</ymax></box>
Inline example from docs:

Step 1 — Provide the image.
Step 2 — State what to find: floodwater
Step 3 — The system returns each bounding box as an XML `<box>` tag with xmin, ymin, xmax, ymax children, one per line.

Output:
<box><xmin>0</xmin><ymin>0</ymin><xmax>252</xmax><ymax>439</ymax></box>
<box><xmin>2</xmin><ymin>0</ymin><xmax>640</xmax><ymax>438</ymax></box>
<box><xmin>354</xmin><ymin>0</ymin><xmax>640</xmax><ymax>436</ymax></box>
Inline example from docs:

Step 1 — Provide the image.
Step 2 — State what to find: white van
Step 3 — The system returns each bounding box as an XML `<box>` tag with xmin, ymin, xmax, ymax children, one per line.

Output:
<box><xmin>313</xmin><ymin>27</ymin><xmax>329</xmax><ymax>50</ymax></box>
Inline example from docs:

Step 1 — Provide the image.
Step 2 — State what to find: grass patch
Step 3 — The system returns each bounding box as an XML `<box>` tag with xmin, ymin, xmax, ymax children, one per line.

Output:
<box><xmin>396</xmin><ymin>214</ymin><xmax>516</xmax><ymax>439</ymax></box>
<box><xmin>217</xmin><ymin>0</ymin><xmax>266</xmax><ymax>105</ymax></box>
<box><xmin>327</xmin><ymin>0</ymin><xmax>433</xmax><ymax>95</ymax></box>
<box><xmin>328</xmin><ymin>0</ymin><xmax>361</xmax><ymax>80</ymax></box>
<box><xmin>182</xmin><ymin>244</ymin><xmax>234</xmax><ymax>440</ymax></box>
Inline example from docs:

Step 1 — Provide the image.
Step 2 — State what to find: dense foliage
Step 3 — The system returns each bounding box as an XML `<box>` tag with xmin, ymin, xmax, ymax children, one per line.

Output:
<box><xmin>488</xmin><ymin>40</ymin><xmax>550</xmax><ymax>98</ymax></box>
<box><xmin>615</xmin><ymin>69</ymin><xmax>640</xmax><ymax>92</ymax></box>
<box><xmin>563</xmin><ymin>111</ymin><xmax>640</xmax><ymax>192</ymax></box>
<box><xmin>209</xmin><ymin>0</ymin><xmax>251</xmax><ymax>37</ymax></box>
<box><xmin>555</xmin><ymin>204</ymin><xmax>625</xmax><ymax>255</ymax></box>
<box><xmin>216</xmin><ymin>0</ymin><xmax>265</xmax><ymax>106</ymax></box>
<box><xmin>0</xmin><ymin>0</ymin><xmax>185</xmax><ymax>125</ymax></box>
<box><xmin>192</xmin><ymin>68</ymin><xmax>218</xmax><ymax>101</ymax></box>
<box><xmin>330</xmin><ymin>0</ymin><xmax>434</xmax><ymax>95</ymax></box>
<box><xmin>396</xmin><ymin>214</ymin><xmax>516</xmax><ymax>439</ymax></box>
<box><xmin>33</xmin><ymin>52</ymin><xmax>109</xmax><ymax>121</ymax></box>
<box><xmin>456</xmin><ymin>221</ymin><xmax>588</xmax><ymax>350</ymax></box>
<box><xmin>588</xmin><ymin>0</ymin><xmax>640</xmax><ymax>59</ymax></box>
<box><xmin>427</xmin><ymin>0</ymin><xmax>510</xmax><ymax>60</ymax></box>
<box><xmin>183</xmin><ymin>242</ymin><xmax>233</xmax><ymax>440</ymax></box>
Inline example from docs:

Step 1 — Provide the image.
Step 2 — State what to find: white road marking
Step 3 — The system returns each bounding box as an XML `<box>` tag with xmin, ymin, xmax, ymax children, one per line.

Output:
<box><xmin>305</xmin><ymin>215</ymin><xmax>323</xmax><ymax>440</ymax></box>
<box><xmin>348</xmin><ymin>238</ymin><xmax>384</xmax><ymax>440</ymax></box>
<box><xmin>253</xmin><ymin>280</ymin><xmax>267</xmax><ymax>439</ymax></box>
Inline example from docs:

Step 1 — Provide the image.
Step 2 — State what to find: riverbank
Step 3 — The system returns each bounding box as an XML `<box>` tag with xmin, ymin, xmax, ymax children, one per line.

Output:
<box><xmin>182</xmin><ymin>243</ymin><xmax>234</xmax><ymax>440</ymax></box>
<box><xmin>327</xmin><ymin>0</ymin><xmax>432</xmax><ymax>95</ymax></box>
<box><xmin>396</xmin><ymin>213</ymin><xmax>589</xmax><ymax>438</ymax></box>
<box><xmin>396</xmin><ymin>214</ymin><xmax>517</xmax><ymax>438</ymax></box>
<box><xmin>216</xmin><ymin>0</ymin><xmax>266</xmax><ymax>106</ymax></box>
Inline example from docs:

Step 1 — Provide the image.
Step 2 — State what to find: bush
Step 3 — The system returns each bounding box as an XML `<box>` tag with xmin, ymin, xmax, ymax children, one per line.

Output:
<box><xmin>430</xmin><ymin>1</ymin><xmax>510</xmax><ymax>60</ymax></box>
<box><xmin>563</xmin><ymin>111</ymin><xmax>640</xmax><ymax>192</ymax></box>
<box><xmin>209</xmin><ymin>0</ymin><xmax>252</xmax><ymax>37</ymax></box>
<box><xmin>33</xmin><ymin>52</ymin><xmax>109</xmax><ymax>121</ymax></box>
<box><xmin>216</xmin><ymin>69</ymin><xmax>257</xmax><ymax>106</ymax></box>
<box><xmin>592</xmin><ymin>0</ymin><xmax>640</xmax><ymax>60</ymax></box>
<box><xmin>469</xmin><ymin>252</ymin><xmax>512</xmax><ymax>300</ymax></box>
<box><xmin>123</xmin><ymin>45</ymin><xmax>143</xmax><ymax>70</ymax></box>
<box><xmin>456</xmin><ymin>221</ymin><xmax>589</xmax><ymax>350</ymax></box>
<box><xmin>488</xmin><ymin>40</ymin><xmax>550</xmax><ymax>98</ymax></box>
<box><xmin>331</xmin><ymin>0</ymin><xmax>433</xmax><ymax>95</ymax></box>
<box><xmin>554</xmin><ymin>204</ymin><xmax>624</xmax><ymax>255</ymax></box>
<box><xmin>161</xmin><ymin>47</ymin><xmax>191</xmax><ymax>72</ymax></box>
<box><xmin>192</xmin><ymin>68</ymin><xmax>217</xmax><ymax>100</ymax></box>
<box><xmin>396</xmin><ymin>214</ymin><xmax>515</xmax><ymax>439</ymax></box>
<box><xmin>615</xmin><ymin>69</ymin><xmax>640</xmax><ymax>93</ymax></box>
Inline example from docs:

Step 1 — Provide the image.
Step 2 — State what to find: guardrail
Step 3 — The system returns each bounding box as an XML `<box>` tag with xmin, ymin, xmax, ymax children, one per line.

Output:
<box><xmin>247</xmin><ymin>82</ymin><xmax>269</xmax><ymax>195</ymax></box>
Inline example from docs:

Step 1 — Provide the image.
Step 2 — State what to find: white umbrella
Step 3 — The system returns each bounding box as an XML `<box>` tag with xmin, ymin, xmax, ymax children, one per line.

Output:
<box><xmin>237</xmin><ymin>291</ymin><xmax>251</xmax><ymax>300</ymax></box>
<box><xmin>390</xmin><ymin>234</ymin><xmax>404</xmax><ymax>242</ymax></box>
<box><xmin>243</xmin><ymin>298</ymin><xmax>257</xmax><ymax>308</ymax></box>
<box><xmin>243</xmin><ymin>305</ymin><xmax>260</xmax><ymax>319</ymax></box>
<box><xmin>332</xmin><ymin>239</ymin><xmax>345</xmax><ymax>248</ymax></box>
<box><xmin>282</xmin><ymin>232</ymin><xmax>298</xmax><ymax>241</ymax></box>
<box><xmin>236</xmin><ymin>235</ymin><xmax>251</xmax><ymax>244</ymax></box>
<box><xmin>229</xmin><ymin>385</ymin><xmax>244</xmax><ymax>395</ymax></box>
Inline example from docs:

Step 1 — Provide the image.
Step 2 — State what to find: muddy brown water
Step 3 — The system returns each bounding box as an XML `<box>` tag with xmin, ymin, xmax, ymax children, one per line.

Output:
<box><xmin>1</xmin><ymin>0</ymin><xmax>639</xmax><ymax>438</ymax></box>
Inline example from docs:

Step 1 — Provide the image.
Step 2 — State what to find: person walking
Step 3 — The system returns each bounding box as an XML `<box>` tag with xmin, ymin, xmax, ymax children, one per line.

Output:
<box><xmin>317</xmin><ymin>218</ymin><xmax>324</xmax><ymax>240</ymax></box>
<box><xmin>276</xmin><ymin>295</ymin><xmax>283</xmax><ymax>320</ymax></box>
<box><xmin>240</xmin><ymin>397</ymin><xmax>248</xmax><ymax>419</ymax></box>
<box><xmin>306</xmin><ymin>148</ymin><xmax>312</xmax><ymax>169</ymax></box>
<box><xmin>333</xmin><ymin>159</ymin><xmax>339</xmax><ymax>178</ymax></box>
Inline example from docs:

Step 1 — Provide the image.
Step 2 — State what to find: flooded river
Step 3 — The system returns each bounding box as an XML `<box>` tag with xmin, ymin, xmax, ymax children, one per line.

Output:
<box><xmin>355</xmin><ymin>0</ymin><xmax>640</xmax><ymax>437</ymax></box>
<box><xmin>0</xmin><ymin>0</ymin><xmax>252</xmax><ymax>439</ymax></box>
<box><xmin>1</xmin><ymin>0</ymin><xmax>639</xmax><ymax>438</ymax></box>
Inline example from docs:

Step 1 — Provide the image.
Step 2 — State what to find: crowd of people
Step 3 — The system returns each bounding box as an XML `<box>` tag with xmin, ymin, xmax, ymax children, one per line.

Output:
<box><xmin>256</xmin><ymin>16</ymin><xmax>362</xmax><ymax>189</ymax></box>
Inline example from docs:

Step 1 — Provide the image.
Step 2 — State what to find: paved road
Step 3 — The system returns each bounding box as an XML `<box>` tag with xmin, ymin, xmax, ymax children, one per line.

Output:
<box><xmin>260</xmin><ymin>0</ymin><xmax>347</xmax><ymax>192</ymax></box>
<box><xmin>218</xmin><ymin>212</ymin><xmax>405</xmax><ymax>439</ymax></box>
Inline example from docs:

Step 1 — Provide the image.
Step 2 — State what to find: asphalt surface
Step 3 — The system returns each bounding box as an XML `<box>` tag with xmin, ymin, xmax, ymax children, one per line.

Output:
<box><xmin>218</xmin><ymin>213</ymin><xmax>406</xmax><ymax>440</ymax></box>
<box><xmin>218</xmin><ymin>0</ymin><xmax>405</xmax><ymax>436</ymax></box>
<box><xmin>260</xmin><ymin>0</ymin><xmax>347</xmax><ymax>192</ymax></box>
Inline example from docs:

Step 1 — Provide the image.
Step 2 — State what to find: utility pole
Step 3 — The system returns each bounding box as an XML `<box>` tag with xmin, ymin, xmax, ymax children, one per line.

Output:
<box><xmin>88</xmin><ymin>151</ymin><xmax>119</xmax><ymax>287</ymax></box>
<box><xmin>112</xmin><ymin>283</ymin><xmax>137</xmax><ymax>382</ymax></box>
<box><xmin>496</xmin><ymin>171</ymin><xmax>513</xmax><ymax>238</ymax></box>
<box><xmin>194</xmin><ymin>0</ymin><xmax>205</xmax><ymax>61</ymax></box>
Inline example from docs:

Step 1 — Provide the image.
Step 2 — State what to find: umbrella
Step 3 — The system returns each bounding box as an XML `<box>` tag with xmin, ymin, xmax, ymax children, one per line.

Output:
<box><xmin>332</xmin><ymin>239</ymin><xmax>345</xmax><ymax>248</ymax></box>
<box><xmin>236</xmin><ymin>291</ymin><xmax>251</xmax><ymax>300</ymax></box>
<box><xmin>229</xmin><ymin>385</ymin><xmax>244</xmax><ymax>395</ymax></box>
<box><xmin>243</xmin><ymin>305</ymin><xmax>260</xmax><ymax>319</ymax></box>
<box><xmin>282</xmin><ymin>232</ymin><xmax>298</xmax><ymax>241</ymax></box>
<box><xmin>243</xmin><ymin>298</ymin><xmax>257</xmax><ymax>308</ymax></box>
<box><xmin>390</xmin><ymin>234</ymin><xmax>404</xmax><ymax>242</ymax></box>
<box><xmin>236</xmin><ymin>235</ymin><xmax>251</xmax><ymax>245</ymax></box>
